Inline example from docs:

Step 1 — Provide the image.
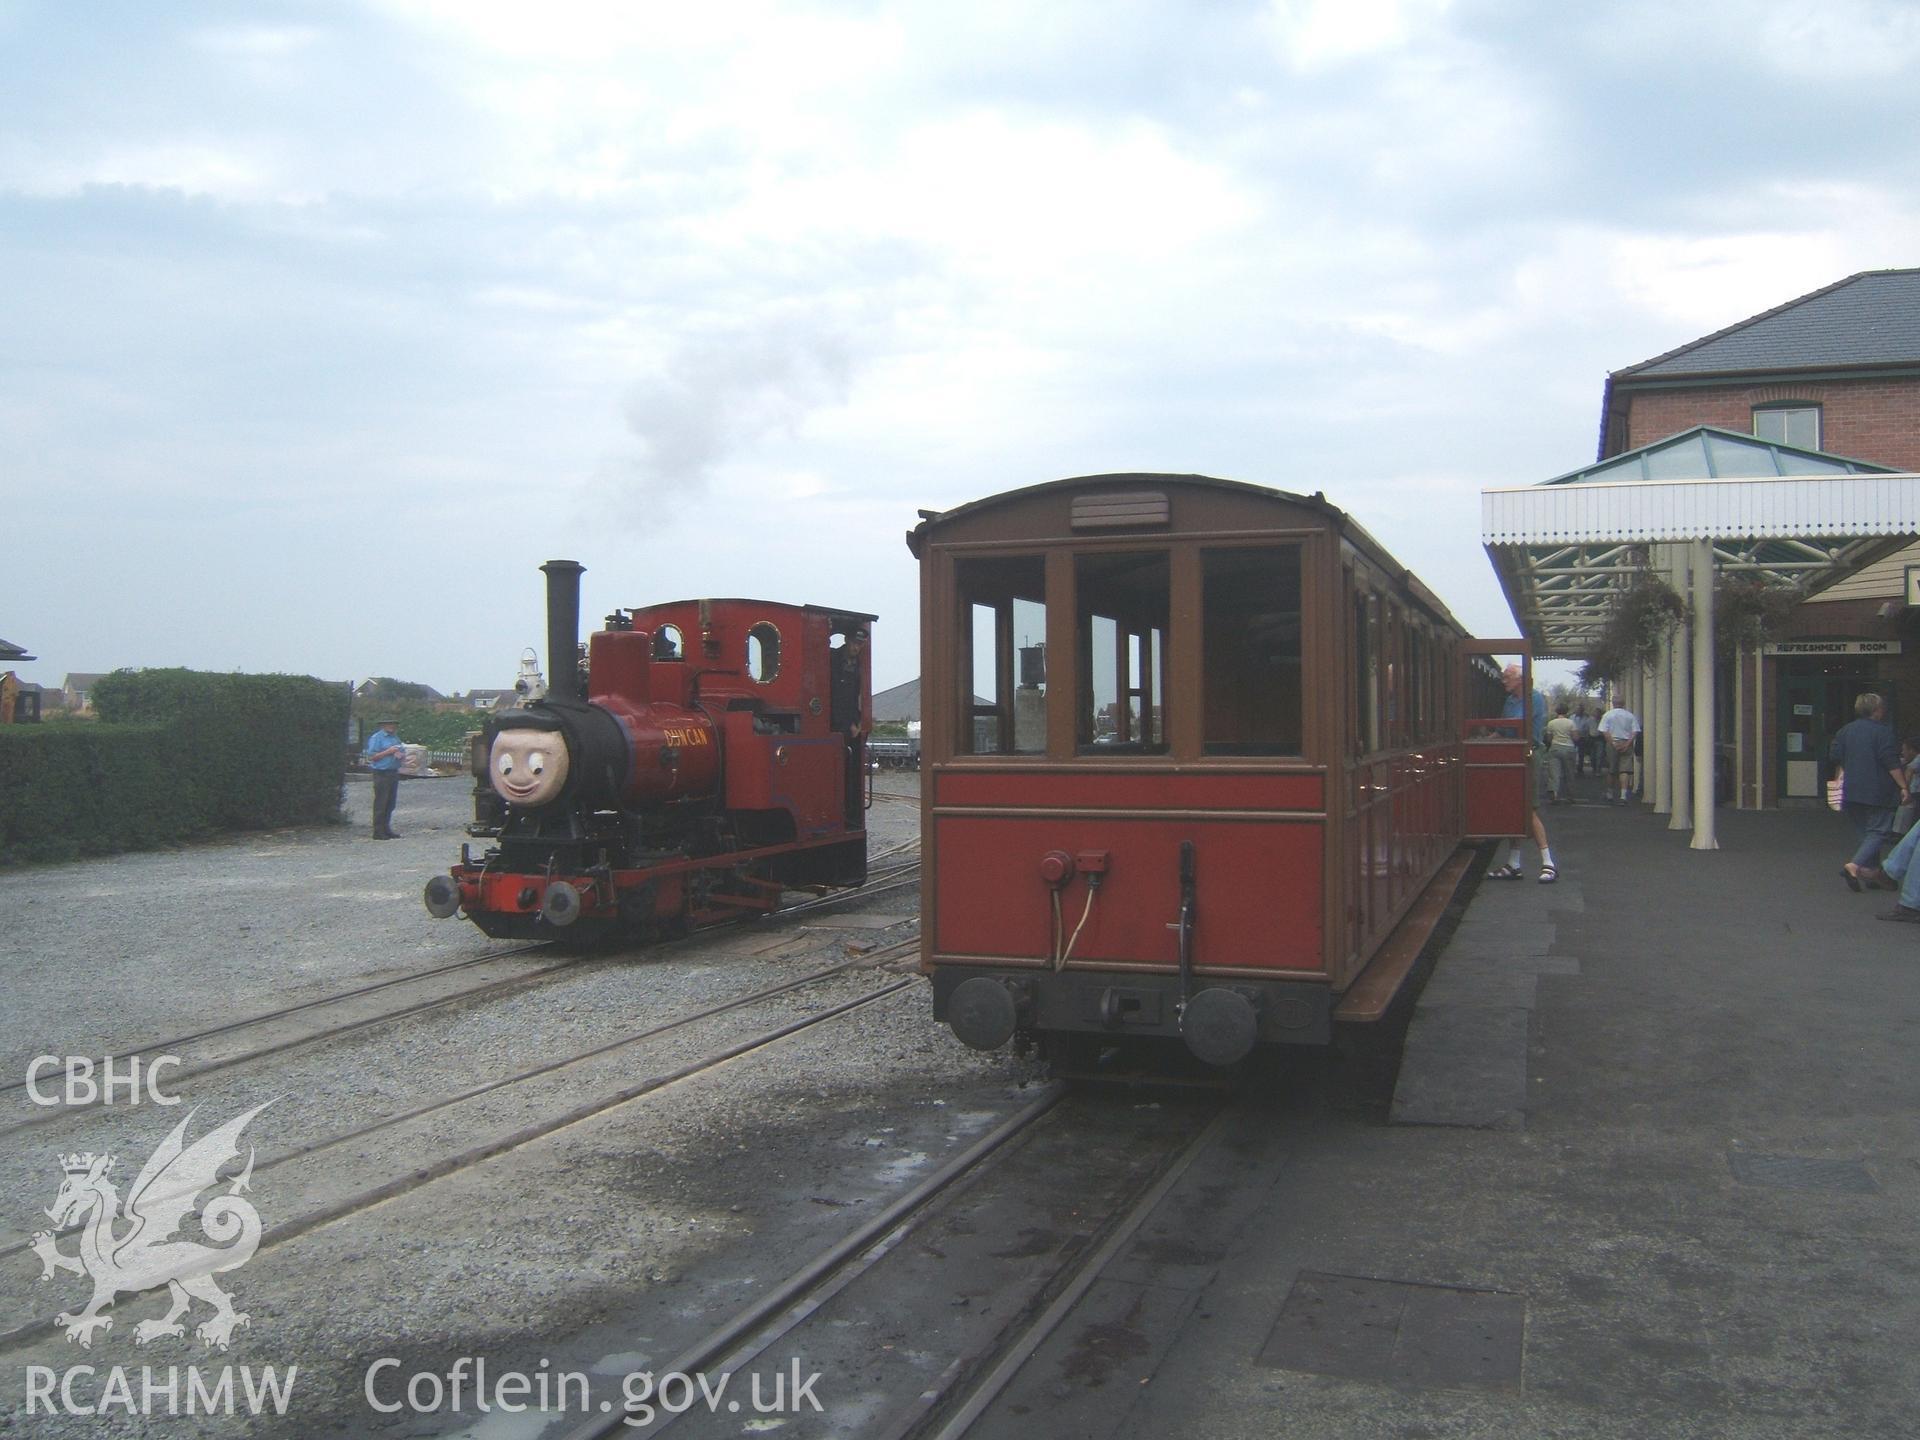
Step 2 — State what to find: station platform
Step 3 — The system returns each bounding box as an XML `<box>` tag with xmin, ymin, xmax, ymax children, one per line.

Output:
<box><xmin>980</xmin><ymin>795</ymin><xmax>1920</xmax><ymax>1438</ymax></box>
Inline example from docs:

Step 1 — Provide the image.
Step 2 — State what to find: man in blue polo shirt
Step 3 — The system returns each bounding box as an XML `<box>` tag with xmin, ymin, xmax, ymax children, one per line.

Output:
<box><xmin>364</xmin><ymin>717</ymin><xmax>405</xmax><ymax>839</ymax></box>
<box><xmin>1501</xmin><ymin>662</ymin><xmax>1546</xmax><ymax>745</ymax></box>
<box><xmin>1488</xmin><ymin>663</ymin><xmax>1559</xmax><ymax>882</ymax></box>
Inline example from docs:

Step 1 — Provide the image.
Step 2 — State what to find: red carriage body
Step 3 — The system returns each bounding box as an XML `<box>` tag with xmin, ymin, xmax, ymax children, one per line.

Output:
<box><xmin>909</xmin><ymin>475</ymin><xmax>1529</xmax><ymax>1066</ymax></box>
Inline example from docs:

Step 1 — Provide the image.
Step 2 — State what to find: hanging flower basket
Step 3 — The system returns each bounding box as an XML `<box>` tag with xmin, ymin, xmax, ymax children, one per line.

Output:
<box><xmin>1578</xmin><ymin>576</ymin><xmax>1686</xmax><ymax>688</ymax></box>
<box><xmin>1714</xmin><ymin>577</ymin><xmax>1801</xmax><ymax>659</ymax></box>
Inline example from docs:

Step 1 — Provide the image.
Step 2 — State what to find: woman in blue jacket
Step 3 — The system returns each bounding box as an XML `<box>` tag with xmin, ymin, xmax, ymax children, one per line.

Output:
<box><xmin>1831</xmin><ymin>692</ymin><xmax>1908</xmax><ymax>890</ymax></box>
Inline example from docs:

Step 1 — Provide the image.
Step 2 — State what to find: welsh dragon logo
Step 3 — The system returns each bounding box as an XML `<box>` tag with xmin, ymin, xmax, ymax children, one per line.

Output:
<box><xmin>31</xmin><ymin>1101</ymin><xmax>271</xmax><ymax>1350</ymax></box>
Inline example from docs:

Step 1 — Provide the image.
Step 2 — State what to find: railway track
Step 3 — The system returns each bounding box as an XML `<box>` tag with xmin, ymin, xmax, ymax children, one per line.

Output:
<box><xmin>560</xmin><ymin>1090</ymin><xmax>1232</xmax><ymax>1440</ymax></box>
<box><xmin>0</xmin><ymin>940</ymin><xmax>927</xmax><ymax>1351</ymax></box>
<box><xmin>0</xmin><ymin>860</ymin><xmax>922</xmax><ymax>1143</ymax></box>
<box><xmin>0</xmin><ymin>945</ymin><xmax>548</xmax><ymax>1100</ymax></box>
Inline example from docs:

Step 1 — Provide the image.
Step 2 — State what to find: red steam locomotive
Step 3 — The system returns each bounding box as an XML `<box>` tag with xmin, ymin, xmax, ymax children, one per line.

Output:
<box><xmin>424</xmin><ymin>561</ymin><xmax>873</xmax><ymax>942</ymax></box>
<box><xmin>909</xmin><ymin>474</ymin><xmax>1529</xmax><ymax>1068</ymax></box>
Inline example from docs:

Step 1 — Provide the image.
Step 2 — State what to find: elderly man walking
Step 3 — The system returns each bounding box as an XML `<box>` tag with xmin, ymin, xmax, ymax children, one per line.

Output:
<box><xmin>1487</xmin><ymin>664</ymin><xmax>1559</xmax><ymax>883</ymax></box>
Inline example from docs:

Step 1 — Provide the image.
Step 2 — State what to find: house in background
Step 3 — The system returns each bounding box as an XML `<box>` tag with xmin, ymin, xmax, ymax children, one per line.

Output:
<box><xmin>0</xmin><ymin>638</ymin><xmax>38</xmax><ymax>723</ymax></box>
<box><xmin>1594</xmin><ymin>268</ymin><xmax>1920</xmax><ymax>805</ymax></box>
<box><xmin>353</xmin><ymin>678</ymin><xmax>446</xmax><ymax>704</ymax></box>
<box><xmin>463</xmin><ymin>688</ymin><xmax>518</xmax><ymax>711</ymax></box>
<box><xmin>62</xmin><ymin>672</ymin><xmax>106</xmax><ymax>714</ymax></box>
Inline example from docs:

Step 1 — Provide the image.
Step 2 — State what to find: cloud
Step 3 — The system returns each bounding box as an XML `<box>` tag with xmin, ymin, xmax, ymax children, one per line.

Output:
<box><xmin>192</xmin><ymin>23</ymin><xmax>325</xmax><ymax>58</ymax></box>
<box><xmin>609</xmin><ymin>319</ymin><xmax>856</xmax><ymax>521</ymax></box>
<box><xmin>1266</xmin><ymin>0</ymin><xmax>1454</xmax><ymax>71</ymax></box>
<box><xmin>3</xmin><ymin>0</ymin><xmax>1916</xmax><ymax>695</ymax></box>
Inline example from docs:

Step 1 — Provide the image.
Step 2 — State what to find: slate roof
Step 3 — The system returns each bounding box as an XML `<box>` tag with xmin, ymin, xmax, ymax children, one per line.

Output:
<box><xmin>872</xmin><ymin>677</ymin><xmax>920</xmax><ymax>724</ymax></box>
<box><xmin>0</xmin><ymin>638</ymin><xmax>34</xmax><ymax>662</ymax></box>
<box><xmin>1618</xmin><ymin>269</ymin><xmax>1920</xmax><ymax>379</ymax></box>
<box><xmin>353</xmin><ymin>679</ymin><xmax>446</xmax><ymax>701</ymax></box>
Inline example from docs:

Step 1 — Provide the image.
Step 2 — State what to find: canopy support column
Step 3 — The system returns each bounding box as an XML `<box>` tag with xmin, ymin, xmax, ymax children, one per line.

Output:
<box><xmin>1669</xmin><ymin>544</ymin><xmax>1694</xmax><ymax>832</ymax></box>
<box><xmin>1690</xmin><ymin>537</ymin><xmax>1719</xmax><ymax>849</ymax></box>
<box><xmin>1651</xmin><ymin>646</ymin><xmax>1672</xmax><ymax>815</ymax></box>
<box><xmin>1732</xmin><ymin>634</ymin><xmax>1748</xmax><ymax>811</ymax></box>
<box><xmin>1651</xmin><ymin>664</ymin><xmax>1666</xmax><ymax>817</ymax></box>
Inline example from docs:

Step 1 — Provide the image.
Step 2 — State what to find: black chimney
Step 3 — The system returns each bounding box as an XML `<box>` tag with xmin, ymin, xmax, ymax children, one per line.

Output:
<box><xmin>540</xmin><ymin>560</ymin><xmax>585</xmax><ymax>704</ymax></box>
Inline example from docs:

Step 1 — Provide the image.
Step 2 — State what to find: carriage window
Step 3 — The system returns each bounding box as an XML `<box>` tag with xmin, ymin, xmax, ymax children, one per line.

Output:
<box><xmin>1202</xmin><ymin>547</ymin><xmax>1302</xmax><ymax>756</ymax></box>
<box><xmin>1351</xmin><ymin>590</ymin><xmax>1382</xmax><ymax>753</ymax></box>
<box><xmin>1076</xmin><ymin>551</ymin><xmax>1169</xmax><ymax>754</ymax></box>
<box><xmin>1384</xmin><ymin>603</ymin><xmax>1402</xmax><ymax>747</ymax></box>
<box><xmin>955</xmin><ymin>555</ymin><xmax>1047</xmax><ymax>754</ymax></box>
<box><xmin>1409</xmin><ymin>626</ymin><xmax>1427</xmax><ymax>740</ymax></box>
<box><xmin>746</xmin><ymin>622</ymin><xmax>781</xmax><ymax>682</ymax></box>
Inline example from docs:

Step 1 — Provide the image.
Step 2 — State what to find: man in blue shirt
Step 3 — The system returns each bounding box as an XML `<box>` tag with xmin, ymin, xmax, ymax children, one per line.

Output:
<box><xmin>1488</xmin><ymin>664</ymin><xmax>1559</xmax><ymax>882</ymax></box>
<box><xmin>364</xmin><ymin>717</ymin><xmax>405</xmax><ymax>839</ymax></box>
<box><xmin>1500</xmin><ymin>663</ymin><xmax>1546</xmax><ymax>745</ymax></box>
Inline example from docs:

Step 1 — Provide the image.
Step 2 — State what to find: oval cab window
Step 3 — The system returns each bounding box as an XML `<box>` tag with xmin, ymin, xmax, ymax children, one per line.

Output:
<box><xmin>747</xmin><ymin>622</ymin><xmax>781</xmax><ymax>682</ymax></box>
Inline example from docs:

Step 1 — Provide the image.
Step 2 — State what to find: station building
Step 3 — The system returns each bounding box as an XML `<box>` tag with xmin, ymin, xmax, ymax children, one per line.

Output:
<box><xmin>1493</xmin><ymin>270</ymin><xmax>1920</xmax><ymax>824</ymax></box>
<box><xmin>1597</xmin><ymin>269</ymin><xmax>1920</xmax><ymax>804</ymax></box>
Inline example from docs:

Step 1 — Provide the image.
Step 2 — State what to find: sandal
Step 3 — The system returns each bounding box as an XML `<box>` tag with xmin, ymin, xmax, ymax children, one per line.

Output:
<box><xmin>1538</xmin><ymin>865</ymin><xmax>1558</xmax><ymax>884</ymax></box>
<box><xmin>1486</xmin><ymin>864</ymin><xmax>1524</xmax><ymax>880</ymax></box>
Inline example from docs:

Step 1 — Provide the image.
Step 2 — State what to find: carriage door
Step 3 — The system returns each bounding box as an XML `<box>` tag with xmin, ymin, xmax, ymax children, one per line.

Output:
<box><xmin>1462</xmin><ymin>642</ymin><xmax>1531</xmax><ymax>840</ymax></box>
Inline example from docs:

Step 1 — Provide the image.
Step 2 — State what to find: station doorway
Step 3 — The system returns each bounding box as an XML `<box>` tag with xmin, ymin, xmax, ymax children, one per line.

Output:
<box><xmin>1778</xmin><ymin>659</ymin><xmax>1894</xmax><ymax>799</ymax></box>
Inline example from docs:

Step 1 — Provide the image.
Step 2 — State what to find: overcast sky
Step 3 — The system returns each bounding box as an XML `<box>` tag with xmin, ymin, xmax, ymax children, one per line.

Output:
<box><xmin>6</xmin><ymin>0</ymin><xmax>1918</xmax><ymax>696</ymax></box>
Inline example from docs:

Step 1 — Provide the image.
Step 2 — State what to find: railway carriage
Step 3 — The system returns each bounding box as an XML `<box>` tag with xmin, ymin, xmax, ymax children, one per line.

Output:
<box><xmin>909</xmin><ymin>473</ymin><xmax>1529</xmax><ymax>1068</ymax></box>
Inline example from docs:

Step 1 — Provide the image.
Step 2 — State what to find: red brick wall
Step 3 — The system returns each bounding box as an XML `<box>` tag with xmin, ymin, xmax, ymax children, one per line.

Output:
<box><xmin>1621</xmin><ymin>375</ymin><xmax>1920</xmax><ymax>470</ymax></box>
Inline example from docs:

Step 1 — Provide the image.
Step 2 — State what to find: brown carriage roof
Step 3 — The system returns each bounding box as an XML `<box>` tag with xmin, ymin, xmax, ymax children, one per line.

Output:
<box><xmin>906</xmin><ymin>471</ymin><xmax>1471</xmax><ymax>636</ymax></box>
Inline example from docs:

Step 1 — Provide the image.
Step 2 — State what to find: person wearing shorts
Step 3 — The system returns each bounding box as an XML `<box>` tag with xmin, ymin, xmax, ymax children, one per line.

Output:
<box><xmin>1598</xmin><ymin>698</ymin><xmax>1638</xmax><ymax>805</ymax></box>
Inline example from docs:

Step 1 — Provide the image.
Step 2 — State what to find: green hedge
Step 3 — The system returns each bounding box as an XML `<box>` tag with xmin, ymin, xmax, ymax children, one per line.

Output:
<box><xmin>349</xmin><ymin>699</ymin><xmax>485</xmax><ymax>753</ymax></box>
<box><xmin>0</xmin><ymin>670</ymin><xmax>351</xmax><ymax>865</ymax></box>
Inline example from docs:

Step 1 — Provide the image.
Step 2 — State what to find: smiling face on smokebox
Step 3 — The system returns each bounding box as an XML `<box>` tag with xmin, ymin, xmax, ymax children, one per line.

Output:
<box><xmin>489</xmin><ymin>728</ymin><xmax>569</xmax><ymax>807</ymax></box>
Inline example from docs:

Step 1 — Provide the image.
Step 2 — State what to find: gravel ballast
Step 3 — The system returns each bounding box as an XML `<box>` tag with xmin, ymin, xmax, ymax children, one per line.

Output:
<box><xmin>2</xmin><ymin>772</ymin><xmax>1044</xmax><ymax>1438</ymax></box>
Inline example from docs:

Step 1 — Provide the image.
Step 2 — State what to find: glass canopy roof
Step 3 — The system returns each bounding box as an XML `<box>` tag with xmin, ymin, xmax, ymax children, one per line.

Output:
<box><xmin>1484</xmin><ymin>427</ymin><xmax>1913</xmax><ymax>659</ymax></box>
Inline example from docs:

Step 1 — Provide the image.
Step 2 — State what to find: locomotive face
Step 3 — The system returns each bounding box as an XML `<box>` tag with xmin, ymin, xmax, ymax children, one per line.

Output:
<box><xmin>489</xmin><ymin>727</ymin><xmax>570</xmax><ymax>808</ymax></box>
